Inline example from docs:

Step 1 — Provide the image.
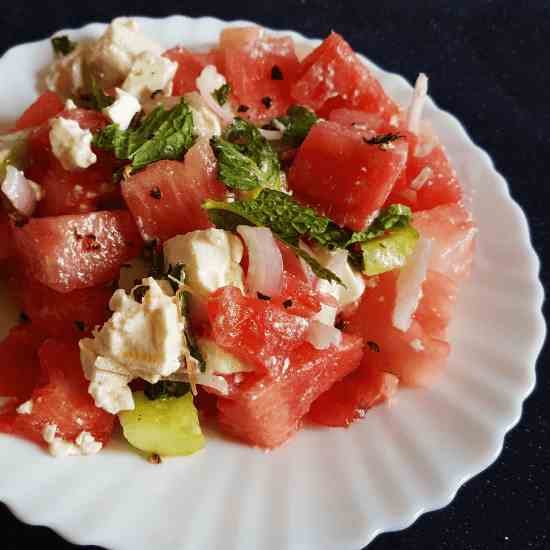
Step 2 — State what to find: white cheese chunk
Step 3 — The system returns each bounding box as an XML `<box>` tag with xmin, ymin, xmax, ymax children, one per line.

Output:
<box><xmin>163</xmin><ymin>229</ymin><xmax>244</xmax><ymax>298</ymax></box>
<box><xmin>86</xmin><ymin>18</ymin><xmax>163</xmax><ymax>88</ymax></box>
<box><xmin>64</xmin><ymin>98</ymin><xmax>77</xmax><ymax>110</ymax></box>
<box><xmin>75</xmin><ymin>431</ymin><xmax>103</xmax><ymax>455</ymax></box>
<box><xmin>122</xmin><ymin>52</ymin><xmax>177</xmax><ymax>102</ymax></box>
<box><xmin>198</xmin><ymin>339</ymin><xmax>254</xmax><ymax>375</ymax></box>
<box><xmin>49</xmin><ymin>438</ymin><xmax>81</xmax><ymax>458</ymax></box>
<box><xmin>16</xmin><ymin>400</ymin><xmax>33</xmax><ymax>415</ymax></box>
<box><xmin>103</xmin><ymin>88</ymin><xmax>141</xmax><ymax>130</ymax></box>
<box><xmin>184</xmin><ymin>92</ymin><xmax>222</xmax><ymax>139</ymax></box>
<box><xmin>312</xmin><ymin>248</ymin><xmax>366</xmax><ymax>325</ymax></box>
<box><xmin>46</xmin><ymin>44</ymin><xmax>85</xmax><ymax>96</ymax></box>
<box><xmin>47</xmin><ymin>430</ymin><xmax>103</xmax><ymax>458</ymax></box>
<box><xmin>49</xmin><ymin>117</ymin><xmax>97</xmax><ymax>170</ymax></box>
<box><xmin>42</xmin><ymin>423</ymin><xmax>58</xmax><ymax>444</ymax></box>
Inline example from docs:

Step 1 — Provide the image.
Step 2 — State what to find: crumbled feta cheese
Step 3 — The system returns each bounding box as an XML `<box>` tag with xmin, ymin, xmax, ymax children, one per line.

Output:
<box><xmin>195</xmin><ymin>65</ymin><xmax>235</xmax><ymax>121</ymax></box>
<box><xmin>122</xmin><ymin>52</ymin><xmax>177</xmax><ymax>102</ymax></box>
<box><xmin>16</xmin><ymin>400</ymin><xmax>33</xmax><ymax>415</ymax></box>
<box><xmin>1</xmin><ymin>165</ymin><xmax>43</xmax><ymax>215</ymax></box>
<box><xmin>312</xmin><ymin>248</ymin><xmax>366</xmax><ymax>325</ymax></box>
<box><xmin>49</xmin><ymin>438</ymin><xmax>80</xmax><ymax>458</ymax></box>
<box><xmin>163</xmin><ymin>229</ymin><xmax>244</xmax><ymax>298</ymax></box>
<box><xmin>198</xmin><ymin>339</ymin><xmax>254</xmax><ymax>375</ymax></box>
<box><xmin>103</xmin><ymin>87</ymin><xmax>141</xmax><ymax>130</ymax></box>
<box><xmin>75</xmin><ymin>431</ymin><xmax>103</xmax><ymax>455</ymax></box>
<box><xmin>410</xmin><ymin>338</ymin><xmax>425</xmax><ymax>352</ymax></box>
<box><xmin>42</xmin><ymin>423</ymin><xmax>58</xmax><ymax>444</ymax></box>
<box><xmin>46</xmin><ymin>45</ymin><xmax>85</xmax><ymax>96</ymax></box>
<box><xmin>64</xmin><ymin>98</ymin><xmax>77</xmax><ymax>110</ymax></box>
<box><xmin>49</xmin><ymin>117</ymin><xmax>97</xmax><ymax>170</ymax></box>
<box><xmin>79</xmin><ymin>277</ymin><xmax>188</xmax><ymax>414</ymax></box>
<box><xmin>86</xmin><ymin>17</ymin><xmax>163</xmax><ymax>88</ymax></box>
<box><xmin>184</xmin><ymin>91</ymin><xmax>222</xmax><ymax>139</ymax></box>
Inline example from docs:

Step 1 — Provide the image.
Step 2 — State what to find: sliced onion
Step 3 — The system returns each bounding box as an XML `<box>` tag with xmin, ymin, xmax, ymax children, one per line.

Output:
<box><xmin>237</xmin><ymin>225</ymin><xmax>283</xmax><ymax>297</ymax></box>
<box><xmin>1</xmin><ymin>166</ymin><xmax>41</xmax><ymax>217</ymax></box>
<box><xmin>259</xmin><ymin>128</ymin><xmax>283</xmax><ymax>141</ymax></box>
<box><xmin>196</xmin><ymin>65</ymin><xmax>234</xmax><ymax>124</ymax></box>
<box><xmin>410</xmin><ymin>166</ymin><xmax>433</xmax><ymax>190</ymax></box>
<box><xmin>305</xmin><ymin>320</ymin><xmax>342</xmax><ymax>350</ymax></box>
<box><xmin>392</xmin><ymin>237</ymin><xmax>433</xmax><ymax>332</ymax></box>
<box><xmin>407</xmin><ymin>73</ymin><xmax>428</xmax><ymax>135</ymax></box>
<box><xmin>167</xmin><ymin>369</ymin><xmax>229</xmax><ymax>395</ymax></box>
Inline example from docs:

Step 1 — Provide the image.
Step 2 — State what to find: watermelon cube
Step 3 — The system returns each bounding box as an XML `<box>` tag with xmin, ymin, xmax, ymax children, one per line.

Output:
<box><xmin>15</xmin><ymin>91</ymin><xmax>65</xmax><ymax>131</ymax></box>
<box><xmin>163</xmin><ymin>47</ymin><xmax>218</xmax><ymax>95</ymax></box>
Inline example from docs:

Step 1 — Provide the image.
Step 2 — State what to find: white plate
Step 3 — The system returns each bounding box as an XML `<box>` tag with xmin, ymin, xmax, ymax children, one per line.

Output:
<box><xmin>0</xmin><ymin>15</ymin><xmax>545</xmax><ymax>550</ymax></box>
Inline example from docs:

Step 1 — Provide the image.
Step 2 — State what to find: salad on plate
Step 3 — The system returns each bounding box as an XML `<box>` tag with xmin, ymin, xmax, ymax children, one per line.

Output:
<box><xmin>0</xmin><ymin>18</ymin><xmax>476</xmax><ymax>460</ymax></box>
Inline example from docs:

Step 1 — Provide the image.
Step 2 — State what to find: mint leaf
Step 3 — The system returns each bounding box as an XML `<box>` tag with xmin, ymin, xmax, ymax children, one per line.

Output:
<box><xmin>275</xmin><ymin>105</ymin><xmax>318</xmax><ymax>147</ymax></box>
<box><xmin>212</xmin><ymin>83</ymin><xmax>232</xmax><ymax>106</ymax></box>
<box><xmin>51</xmin><ymin>35</ymin><xmax>77</xmax><ymax>56</ymax></box>
<box><xmin>93</xmin><ymin>98</ymin><xmax>195</xmax><ymax>172</ymax></box>
<box><xmin>210</xmin><ymin>118</ymin><xmax>282</xmax><ymax>192</ymax></box>
<box><xmin>89</xmin><ymin>78</ymin><xmax>115</xmax><ymax>111</ymax></box>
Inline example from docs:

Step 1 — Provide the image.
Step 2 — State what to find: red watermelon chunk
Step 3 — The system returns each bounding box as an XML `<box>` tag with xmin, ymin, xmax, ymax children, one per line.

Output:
<box><xmin>291</xmin><ymin>33</ymin><xmax>399</xmax><ymax>120</ymax></box>
<box><xmin>122</xmin><ymin>140</ymin><xmax>225</xmax><ymax>242</ymax></box>
<box><xmin>413</xmin><ymin>203</ymin><xmax>477</xmax><ymax>282</ymax></box>
<box><xmin>9</xmin><ymin>270</ymin><xmax>112</xmax><ymax>339</ymax></box>
<box><xmin>217</xmin><ymin>333</ymin><xmax>363</xmax><ymax>448</ymax></box>
<box><xmin>219</xmin><ymin>27</ymin><xmax>300</xmax><ymax>122</ymax></box>
<box><xmin>0</xmin><ymin>339</ymin><xmax>114</xmax><ymax>447</ymax></box>
<box><xmin>344</xmin><ymin>270</ymin><xmax>450</xmax><ymax>386</ymax></box>
<box><xmin>12</xmin><ymin>210</ymin><xmax>142</xmax><ymax>293</ymax></box>
<box><xmin>164</xmin><ymin>47</ymin><xmax>218</xmax><ymax>95</ymax></box>
<box><xmin>15</xmin><ymin>91</ymin><xmax>65</xmax><ymax>131</ymax></box>
<box><xmin>289</xmin><ymin>120</ymin><xmax>407</xmax><ymax>231</ymax></box>
<box><xmin>308</xmin><ymin>355</ymin><xmax>398</xmax><ymax>427</ymax></box>
<box><xmin>208</xmin><ymin>286</ymin><xmax>310</xmax><ymax>376</ymax></box>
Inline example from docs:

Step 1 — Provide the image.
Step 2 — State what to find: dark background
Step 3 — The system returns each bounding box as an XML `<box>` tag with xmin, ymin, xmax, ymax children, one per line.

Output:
<box><xmin>1</xmin><ymin>1</ymin><xmax>548</xmax><ymax>549</ymax></box>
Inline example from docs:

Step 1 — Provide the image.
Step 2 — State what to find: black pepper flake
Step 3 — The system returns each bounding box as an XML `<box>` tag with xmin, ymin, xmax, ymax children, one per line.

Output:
<box><xmin>282</xmin><ymin>299</ymin><xmax>293</xmax><ymax>309</ymax></box>
<box><xmin>150</xmin><ymin>186</ymin><xmax>162</xmax><ymax>200</ymax></box>
<box><xmin>74</xmin><ymin>320</ymin><xmax>86</xmax><ymax>332</ymax></box>
<box><xmin>237</xmin><ymin>104</ymin><xmax>249</xmax><ymax>113</ymax></box>
<box><xmin>271</xmin><ymin>65</ymin><xmax>284</xmax><ymax>80</ymax></box>
<box><xmin>261</xmin><ymin>96</ymin><xmax>273</xmax><ymax>109</ymax></box>
<box><xmin>367</xmin><ymin>341</ymin><xmax>380</xmax><ymax>353</ymax></box>
<box><xmin>257</xmin><ymin>292</ymin><xmax>271</xmax><ymax>301</ymax></box>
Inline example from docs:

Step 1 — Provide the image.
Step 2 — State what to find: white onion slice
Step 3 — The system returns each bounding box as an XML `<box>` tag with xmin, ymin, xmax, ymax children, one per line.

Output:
<box><xmin>196</xmin><ymin>65</ymin><xmax>235</xmax><ymax>123</ymax></box>
<box><xmin>167</xmin><ymin>369</ymin><xmax>229</xmax><ymax>396</ymax></box>
<box><xmin>305</xmin><ymin>320</ymin><xmax>342</xmax><ymax>350</ymax></box>
<box><xmin>1</xmin><ymin>165</ymin><xmax>41</xmax><ymax>217</ymax></box>
<box><xmin>410</xmin><ymin>166</ymin><xmax>433</xmax><ymax>190</ymax></box>
<box><xmin>237</xmin><ymin>225</ymin><xmax>283</xmax><ymax>297</ymax></box>
<box><xmin>392</xmin><ymin>237</ymin><xmax>433</xmax><ymax>332</ymax></box>
<box><xmin>259</xmin><ymin>128</ymin><xmax>283</xmax><ymax>141</ymax></box>
<box><xmin>407</xmin><ymin>73</ymin><xmax>428</xmax><ymax>135</ymax></box>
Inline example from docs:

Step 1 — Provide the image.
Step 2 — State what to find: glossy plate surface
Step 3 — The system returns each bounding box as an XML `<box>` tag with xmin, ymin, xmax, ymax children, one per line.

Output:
<box><xmin>0</xmin><ymin>15</ymin><xmax>545</xmax><ymax>550</ymax></box>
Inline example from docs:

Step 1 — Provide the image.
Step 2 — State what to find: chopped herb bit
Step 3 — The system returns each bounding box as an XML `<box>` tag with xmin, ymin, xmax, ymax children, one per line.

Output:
<box><xmin>367</xmin><ymin>341</ymin><xmax>381</xmax><ymax>353</ymax></box>
<box><xmin>93</xmin><ymin>98</ymin><xmax>195</xmax><ymax>173</ymax></box>
<box><xmin>275</xmin><ymin>105</ymin><xmax>319</xmax><ymax>147</ymax></box>
<box><xmin>212</xmin><ymin>83</ymin><xmax>232</xmax><ymax>106</ymax></box>
<box><xmin>148</xmin><ymin>453</ymin><xmax>162</xmax><ymax>464</ymax></box>
<box><xmin>271</xmin><ymin>65</ymin><xmax>284</xmax><ymax>80</ymax></box>
<box><xmin>237</xmin><ymin>104</ymin><xmax>250</xmax><ymax>113</ymax></box>
<box><xmin>144</xmin><ymin>380</ymin><xmax>190</xmax><ymax>400</ymax></box>
<box><xmin>74</xmin><ymin>320</ymin><xmax>86</xmax><ymax>332</ymax></box>
<box><xmin>363</xmin><ymin>133</ymin><xmax>404</xmax><ymax>150</ymax></box>
<box><xmin>210</xmin><ymin>118</ymin><xmax>282</xmax><ymax>192</ymax></box>
<box><xmin>19</xmin><ymin>312</ymin><xmax>30</xmax><ymax>323</ymax></box>
<box><xmin>282</xmin><ymin>299</ymin><xmax>293</xmax><ymax>309</ymax></box>
<box><xmin>257</xmin><ymin>292</ymin><xmax>271</xmax><ymax>301</ymax></box>
<box><xmin>261</xmin><ymin>96</ymin><xmax>273</xmax><ymax>109</ymax></box>
<box><xmin>51</xmin><ymin>35</ymin><xmax>77</xmax><ymax>56</ymax></box>
<box><xmin>149</xmin><ymin>186</ymin><xmax>162</xmax><ymax>200</ymax></box>
<box><xmin>89</xmin><ymin>77</ymin><xmax>115</xmax><ymax>111</ymax></box>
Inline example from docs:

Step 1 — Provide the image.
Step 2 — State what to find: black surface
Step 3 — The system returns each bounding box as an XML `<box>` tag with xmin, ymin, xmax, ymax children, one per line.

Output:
<box><xmin>1</xmin><ymin>2</ymin><xmax>548</xmax><ymax>549</ymax></box>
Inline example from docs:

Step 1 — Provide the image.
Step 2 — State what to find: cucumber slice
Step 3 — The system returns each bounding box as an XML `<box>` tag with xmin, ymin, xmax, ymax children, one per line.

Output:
<box><xmin>119</xmin><ymin>391</ymin><xmax>205</xmax><ymax>457</ymax></box>
<box><xmin>360</xmin><ymin>225</ymin><xmax>419</xmax><ymax>276</ymax></box>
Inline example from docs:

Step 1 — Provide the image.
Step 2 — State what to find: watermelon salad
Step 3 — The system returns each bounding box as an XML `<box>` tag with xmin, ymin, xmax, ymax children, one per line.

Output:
<box><xmin>0</xmin><ymin>18</ymin><xmax>477</xmax><ymax>459</ymax></box>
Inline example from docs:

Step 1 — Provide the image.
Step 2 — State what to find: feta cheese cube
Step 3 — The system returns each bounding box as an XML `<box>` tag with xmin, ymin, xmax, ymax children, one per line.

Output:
<box><xmin>184</xmin><ymin>92</ymin><xmax>222</xmax><ymax>139</ymax></box>
<box><xmin>86</xmin><ymin>18</ymin><xmax>163</xmax><ymax>88</ymax></box>
<box><xmin>75</xmin><ymin>431</ymin><xmax>103</xmax><ymax>455</ymax></box>
<box><xmin>48</xmin><ymin>438</ymin><xmax>81</xmax><ymax>458</ymax></box>
<box><xmin>103</xmin><ymin>88</ymin><xmax>141</xmax><ymax>131</ymax></box>
<box><xmin>198</xmin><ymin>339</ymin><xmax>254</xmax><ymax>375</ymax></box>
<box><xmin>163</xmin><ymin>229</ymin><xmax>244</xmax><ymax>298</ymax></box>
<box><xmin>16</xmin><ymin>400</ymin><xmax>33</xmax><ymax>415</ymax></box>
<box><xmin>64</xmin><ymin>98</ymin><xmax>77</xmax><ymax>110</ymax></box>
<box><xmin>122</xmin><ymin>52</ymin><xmax>177</xmax><ymax>102</ymax></box>
<box><xmin>49</xmin><ymin>117</ymin><xmax>97</xmax><ymax>170</ymax></box>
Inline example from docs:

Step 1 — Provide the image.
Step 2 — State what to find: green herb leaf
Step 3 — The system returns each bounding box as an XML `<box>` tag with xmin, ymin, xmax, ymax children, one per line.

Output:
<box><xmin>89</xmin><ymin>77</ymin><xmax>115</xmax><ymax>111</ymax></box>
<box><xmin>210</xmin><ymin>118</ymin><xmax>282</xmax><ymax>192</ymax></box>
<box><xmin>144</xmin><ymin>380</ymin><xmax>190</xmax><ymax>400</ymax></box>
<box><xmin>51</xmin><ymin>35</ymin><xmax>77</xmax><ymax>56</ymax></box>
<box><xmin>93</xmin><ymin>98</ymin><xmax>195</xmax><ymax>173</ymax></box>
<box><xmin>212</xmin><ymin>83</ymin><xmax>232</xmax><ymax>106</ymax></box>
<box><xmin>275</xmin><ymin>105</ymin><xmax>319</xmax><ymax>147</ymax></box>
<box><xmin>363</xmin><ymin>133</ymin><xmax>404</xmax><ymax>150</ymax></box>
